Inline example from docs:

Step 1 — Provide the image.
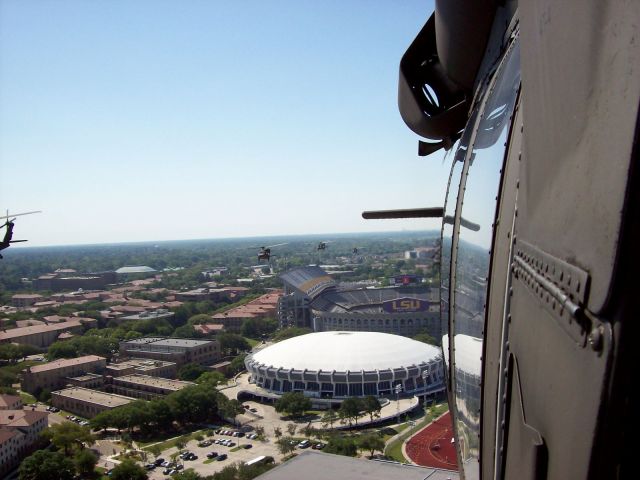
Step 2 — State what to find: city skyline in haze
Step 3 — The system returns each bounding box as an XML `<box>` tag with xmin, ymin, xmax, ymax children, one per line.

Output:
<box><xmin>0</xmin><ymin>0</ymin><xmax>447</xmax><ymax>247</ymax></box>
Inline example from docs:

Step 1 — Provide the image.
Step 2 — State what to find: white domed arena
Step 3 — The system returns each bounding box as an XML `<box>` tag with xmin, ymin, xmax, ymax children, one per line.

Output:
<box><xmin>245</xmin><ymin>331</ymin><xmax>444</xmax><ymax>399</ymax></box>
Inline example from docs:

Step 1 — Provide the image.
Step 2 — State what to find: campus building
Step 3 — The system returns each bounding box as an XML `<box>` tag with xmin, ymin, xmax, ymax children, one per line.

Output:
<box><xmin>0</xmin><ymin>408</ymin><xmax>48</xmax><ymax>477</ymax></box>
<box><xmin>245</xmin><ymin>331</ymin><xmax>444</xmax><ymax>401</ymax></box>
<box><xmin>105</xmin><ymin>358</ymin><xmax>177</xmax><ymax>379</ymax></box>
<box><xmin>209</xmin><ymin>292</ymin><xmax>281</xmax><ymax>333</ymax></box>
<box><xmin>106</xmin><ymin>374</ymin><xmax>194</xmax><ymax>400</ymax></box>
<box><xmin>0</xmin><ymin>394</ymin><xmax>22</xmax><ymax>411</ymax></box>
<box><xmin>0</xmin><ymin>319</ymin><xmax>95</xmax><ymax>348</ymax></box>
<box><xmin>51</xmin><ymin>387</ymin><xmax>134</xmax><ymax>418</ymax></box>
<box><xmin>33</xmin><ymin>270</ymin><xmax>117</xmax><ymax>292</ymax></box>
<box><xmin>119</xmin><ymin>337</ymin><xmax>220</xmax><ymax>366</ymax></box>
<box><xmin>21</xmin><ymin>355</ymin><xmax>107</xmax><ymax>394</ymax></box>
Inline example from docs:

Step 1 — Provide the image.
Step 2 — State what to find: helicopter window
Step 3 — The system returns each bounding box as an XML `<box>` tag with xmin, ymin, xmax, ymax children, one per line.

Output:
<box><xmin>450</xmin><ymin>38</ymin><xmax>521</xmax><ymax>480</ymax></box>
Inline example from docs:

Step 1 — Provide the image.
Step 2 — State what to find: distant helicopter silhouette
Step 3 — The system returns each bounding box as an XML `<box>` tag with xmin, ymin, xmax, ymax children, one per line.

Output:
<box><xmin>254</xmin><ymin>243</ymin><xmax>287</xmax><ymax>262</ymax></box>
<box><xmin>317</xmin><ymin>241</ymin><xmax>333</xmax><ymax>251</ymax></box>
<box><xmin>0</xmin><ymin>210</ymin><xmax>41</xmax><ymax>259</ymax></box>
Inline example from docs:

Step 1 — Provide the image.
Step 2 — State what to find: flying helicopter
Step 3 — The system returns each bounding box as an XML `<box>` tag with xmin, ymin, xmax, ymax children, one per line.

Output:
<box><xmin>254</xmin><ymin>243</ymin><xmax>287</xmax><ymax>262</ymax></box>
<box><xmin>363</xmin><ymin>0</ymin><xmax>638</xmax><ymax>478</ymax></box>
<box><xmin>317</xmin><ymin>241</ymin><xmax>332</xmax><ymax>251</ymax></box>
<box><xmin>0</xmin><ymin>210</ymin><xmax>41</xmax><ymax>259</ymax></box>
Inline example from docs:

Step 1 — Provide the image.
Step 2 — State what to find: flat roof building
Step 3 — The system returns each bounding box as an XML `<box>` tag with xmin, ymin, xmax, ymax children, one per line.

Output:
<box><xmin>21</xmin><ymin>355</ymin><xmax>107</xmax><ymax>394</ymax></box>
<box><xmin>119</xmin><ymin>337</ymin><xmax>220</xmax><ymax>366</ymax></box>
<box><xmin>51</xmin><ymin>387</ymin><xmax>134</xmax><ymax>418</ymax></box>
<box><xmin>106</xmin><ymin>358</ymin><xmax>177</xmax><ymax>379</ymax></box>
<box><xmin>106</xmin><ymin>374</ymin><xmax>193</xmax><ymax>400</ymax></box>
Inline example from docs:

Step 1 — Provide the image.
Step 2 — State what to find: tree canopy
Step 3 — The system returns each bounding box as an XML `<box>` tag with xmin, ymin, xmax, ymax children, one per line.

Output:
<box><xmin>274</xmin><ymin>391</ymin><xmax>312</xmax><ymax>418</ymax></box>
<box><xmin>109</xmin><ymin>459</ymin><xmax>148</xmax><ymax>480</ymax></box>
<box><xmin>19</xmin><ymin>450</ymin><xmax>75</xmax><ymax>480</ymax></box>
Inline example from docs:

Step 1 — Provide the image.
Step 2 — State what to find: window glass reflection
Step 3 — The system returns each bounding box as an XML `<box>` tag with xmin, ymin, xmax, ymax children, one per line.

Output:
<box><xmin>452</xmin><ymin>40</ymin><xmax>520</xmax><ymax>480</ymax></box>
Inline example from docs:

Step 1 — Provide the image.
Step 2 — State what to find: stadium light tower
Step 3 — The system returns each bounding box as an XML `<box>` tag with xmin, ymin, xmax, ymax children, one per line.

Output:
<box><xmin>422</xmin><ymin>366</ymin><xmax>430</xmax><ymax>403</ymax></box>
<box><xmin>395</xmin><ymin>383</ymin><xmax>403</xmax><ymax>422</ymax></box>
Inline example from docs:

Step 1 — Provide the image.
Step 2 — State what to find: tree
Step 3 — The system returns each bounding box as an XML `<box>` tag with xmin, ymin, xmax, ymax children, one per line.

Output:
<box><xmin>195</xmin><ymin>371</ymin><xmax>226</xmax><ymax>387</ymax></box>
<box><xmin>286</xmin><ymin>423</ymin><xmax>297</xmax><ymax>436</ymax></box>
<box><xmin>338</xmin><ymin>397</ymin><xmax>362</xmax><ymax>428</ymax></box>
<box><xmin>274</xmin><ymin>392</ymin><xmax>312</xmax><ymax>418</ymax></box>
<box><xmin>41</xmin><ymin>422</ymin><xmax>95</xmax><ymax>456</ymax></box>
<box><xmin>178</xmin><ymin>362</ymin><xmax>208</xmax><ymax>381</ymax></box>
<box><xmin>362</xmin><ymin>396</ymin><xmax>382</xmax><ymax>423</ymax></box>
<box><xmin>217</xmin><ymin>333</ymin><xmax>250</xmax><ymax>355</ymax></box>
<box><xmin>175</xmin><ymin>437</ymin><xmax>188</xmax><ymax>451</ymax></box>
<box><xmin>272</xmin><ymin>327</ymin><xmax>312</xmax><ymax>342</ymax></box>
<box><xmin>273</xmin><ymin>426</ymin><xmax>282</xmax><ymax>439</ymax></box>
<box><xmin>19</xmin><ymin>450</ymin><xmax>75</xmax><ymax>480</ymax></box>
<box><xmin>73</xmin><ymin>448</ymin><xmax>98</xmax><ymax>477</ymax></box>
<box><xmin>174</xmin><ymin>324</ymin><xmax>202</xmax><ymax>338</ymax></box>
<box><xmin>148</xmin><ymin>444</ymin><xmax>163</xmax><ymax>462</ymax></box>
<box><xmin>219</xmin><ymin>398</ymin><xmax>244</xmax><ymax>425</ymax></box>
<box><xmin>109</xmin><ymin>459</ymin><xmax>148</xmax><ymax>480</ymax></box>
<box><xmin>172</xmin><ymin>470</ymin><xmax>204</xmax><ymax>480</ymax></box>
<box><xmin>359</xmin><ymin>433</ymin><xmax>385</xmax><ymax>458</ymax></box>
<box><xmin>324</xmin><ymin>435</ymin><xmax>358</xmax><ymax>457</ymax></box>
<box><xmin>276</xmin><ymin>437</ymin><xmax>296</xmax><ymax>457</ymax></box>
<box><xmin>229</xmin><ymin>354</ymin><xmax>247</xmax><ymax>375</ymax></box>
<box><xmin>254</xmin><ymin>425</ymin><xmax>265</xmax><ymax>439</ymax></box>
<box><xmin>322</xmin><ymin>409</ymin><xmax>338</xmax><ymax>430</ymax></box>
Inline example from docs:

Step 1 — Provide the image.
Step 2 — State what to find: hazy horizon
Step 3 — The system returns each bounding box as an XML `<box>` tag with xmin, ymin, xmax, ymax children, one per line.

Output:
<box><xmin>0</xmin><ymin>1</ymin><xmax>445</xmax><ymax>247</ymax></box>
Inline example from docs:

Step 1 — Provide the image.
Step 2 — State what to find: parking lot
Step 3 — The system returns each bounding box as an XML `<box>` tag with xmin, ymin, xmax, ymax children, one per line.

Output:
<box><xmin>146</xmin><ymin>429</ymin><xmax>284</xmax><ymax>479</ymax></box>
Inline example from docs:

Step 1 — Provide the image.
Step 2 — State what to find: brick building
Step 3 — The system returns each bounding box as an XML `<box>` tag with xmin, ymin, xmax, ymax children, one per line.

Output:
<box><xmin>21</xmin><ymin>355</ymin><xmax>107</xmax><ymax>394</ymax></box>
<box><xmin>0</xmin><ymin>320</ymin><xmax>89</xmax><ymax>348</ymax></box>
<box><xmin>106</xmin><ymin>374</ymin><xmax>193</xmax><ymax>400</ymax></box>
<box><xmin>51</xmin><ymin>387</ymin><xmax>134</xmax><ymax>418</ymax></box>
<box><xmin>119</xmin><ymin>337</ymin><xmax>220</xmax><ymax>366</ymax></box>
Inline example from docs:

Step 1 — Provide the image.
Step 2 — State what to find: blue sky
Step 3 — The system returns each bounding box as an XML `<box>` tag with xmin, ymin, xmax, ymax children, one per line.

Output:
<box><xmin>0</xmin><ymin>0</ymin><xmax>447</xmax><ymax>246</ymax></box>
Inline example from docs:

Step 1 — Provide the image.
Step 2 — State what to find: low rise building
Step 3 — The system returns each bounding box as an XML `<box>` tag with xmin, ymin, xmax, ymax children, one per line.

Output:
<box><xmin>105</xmin><ymin>358</ymin><xmax>177</xmax><ymax>379</ymax></box>
<box><xmin>34</xmin><ymin>271</ymin><xmax>117</xmax><ymax>292</ymax></box>
<box><xmin>0</xmin><ymin>320</ymin><xmax>87</xmax><ymax>348</ymax></box>
<box><xmin>21</xmin><ymin>355</ymin><xmax>107</xmax><ymax>394</ymax></box>
<box><xmin>51</xmin><ymin>387</ymin><xmax>134</xmax><ymax>418</ymax></box>
<box><xmin>115</xmin><ymin>309</ymin><xmax>175</xmax><ymax>325</ymax></box>
<box><xmin>11</xmin><ymin>294</ymin><xmax>44</xmax><ymax>308</ymax></box>
<box><xmin>66</xmin><ymin>373</ymin><xmax>105</xmax><ymax>389</ymax></box>
<box><xmin>209</xmin><ymin>292</ymin><xmax>281</xmax><ymax>332</ymax></box>
<box><xmin>0</xmin><ymin>428</ymin><xmax>25</xmax><ymax>479</ymax></box>
<box><xmin>106</xmin><ymin>374</ymin><xmax>193</xmax><ymax>400</ymax></box>
<box><xmin>0</xmin><ymin>410</ymin><xmax>48</xmax><ymax>446</ymax></box>
<box><xmin>119</xmin><ymin>337</ymin><xmax>220</xmax><ymax>366</ymax></box>
<box><xmin>0</xmin><ymin>394</ymin><xmax>22</xmax><ymax>411</ymax></box>
<box><xmin>174</xmin><ymin>286</ymin><xmax>249</xmax><ymax>303</ymax></box>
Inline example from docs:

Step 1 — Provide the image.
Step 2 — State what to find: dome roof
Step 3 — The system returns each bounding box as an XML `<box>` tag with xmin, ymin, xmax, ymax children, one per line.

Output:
<box><xmin>249</xmin><ymin>331</ymin><xmax>441</xmax><ymax>372</ymax></box>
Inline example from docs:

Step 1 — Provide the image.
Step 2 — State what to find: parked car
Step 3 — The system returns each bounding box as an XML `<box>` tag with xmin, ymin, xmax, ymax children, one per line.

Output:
<box><xmin>298</xmin><ymin>440</ymin><xmax>311</xmax><ymax>449</ymax></box>
<box><xmin>216</xmin><ymin>454</ymin><xmax>227</xmax><ymax>461</ymax></box>
<box><xmin>312</xmin><ymin>443</ymin><xmax>325</xmax><ymax>450</ymax></box>
<box><xmin>243</xmin><ymin>444</ymin><xmax>253</xmax><ymax>449</ymax></box>
<box><xmin>249</xmin><ymin>408</ymin><xmax>258</xmax><ymax>413</ymax></box>
<box><xmin>144</xmin><ymin>464</ymin><xmax>156</xmax><ymax>470</ymax></box>
<box><xmin>154</xmin><ymin>458</ymin><xmax>165</xmax><ymax>466</ymax></box>
<box><xmin>206</xmin><ymin>451</ymin><xmax>218</xmax><ymax>459</ymax></box>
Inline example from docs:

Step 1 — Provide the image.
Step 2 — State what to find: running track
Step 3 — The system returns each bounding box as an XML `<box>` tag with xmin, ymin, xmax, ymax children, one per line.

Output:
<box><xmin>405</xmin><ymin>412</ymin><xmax>458</xmax><ymax>470</ymax></box>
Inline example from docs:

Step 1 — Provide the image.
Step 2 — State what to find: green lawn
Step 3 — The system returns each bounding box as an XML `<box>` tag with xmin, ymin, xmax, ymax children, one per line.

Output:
<box><xmin>19</xmin><ymin>391</ymin><xmax>37</xmax><ymax>404</ymax></box>
<box><xmin>141</xmin><ymin>430</ymin><xmax>205</xmax><ymax>452</ymax></box>
<box><xmin>244</xmin><ymin>337</ymin><xmax>259</xmax><ymax>348</ymax></box>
